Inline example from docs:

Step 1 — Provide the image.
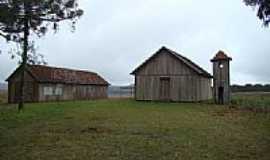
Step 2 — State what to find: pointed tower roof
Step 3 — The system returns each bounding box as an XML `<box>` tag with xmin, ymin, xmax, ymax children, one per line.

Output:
<box><xmin>211</xmin><ymin>50</ymin><xmax>232</xmax><ymax>62</ymax></box>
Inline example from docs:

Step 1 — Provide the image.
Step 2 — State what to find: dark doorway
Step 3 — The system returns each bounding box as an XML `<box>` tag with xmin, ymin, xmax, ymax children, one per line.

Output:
<box><xmin>14</xmin><ymin>82</ymin><xmax>21</xmax><ymax>103</ymax></box>
<box><xmin>218</xmin><ymin>87</ymin><xmax>224</xmax><ymax>104</ymax></box>
<box><xmin>159</xmin><ymin>77</ymin><xmax>170</xmax><ymax>101</ymax></box>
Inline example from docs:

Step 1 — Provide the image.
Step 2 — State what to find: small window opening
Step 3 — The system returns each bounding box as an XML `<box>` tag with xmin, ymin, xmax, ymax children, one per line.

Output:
<box><xmin>219</xmin><ymin>62</ymin><xmax>224</xmax><ymax>69</ymax></box>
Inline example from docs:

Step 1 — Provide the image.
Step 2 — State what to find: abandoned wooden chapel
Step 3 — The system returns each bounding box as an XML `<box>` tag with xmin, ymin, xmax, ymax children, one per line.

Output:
<box><xmin>6</xmin><ymin>65</ymin><xmax>109</xmax><ymax>103</ymax></box>
<box><xmin>131</xmin><ymin>46</ymin><xmax>232</xmax><ymax>104</ymax></box>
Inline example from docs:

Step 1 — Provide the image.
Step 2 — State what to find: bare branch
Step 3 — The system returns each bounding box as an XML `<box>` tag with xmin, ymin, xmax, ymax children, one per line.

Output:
<box><xmin>4</xmin><ymin>28</ymin><xmax>23</xmax><ymax>33</ymax></box>
<box><xmin>34</xmin><ymin>17</ymin><xmax>72</xmax><ymax>22</ymax></box>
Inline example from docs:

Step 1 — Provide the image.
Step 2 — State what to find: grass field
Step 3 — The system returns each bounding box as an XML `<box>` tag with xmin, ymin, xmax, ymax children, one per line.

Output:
<box><xmin>232</xmin><ymin>92</ymin><xmax>270</xmax><ymax>112</ymax></box>
<box><xmin>0</xmin><ymin>99</ymin><xmax>269</xmax><ymax>160</ymax></box>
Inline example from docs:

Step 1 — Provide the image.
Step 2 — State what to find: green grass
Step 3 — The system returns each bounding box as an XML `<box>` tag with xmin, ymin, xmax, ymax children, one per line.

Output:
<box><xmin>0</xmin><ymin>99</ymin><xmax>269</xmax><ymax>160</ymax></box>
<box><xmin>232</xmin><ymin>92</ymin><xmax>270</xmax><ymax>112</ymax></box>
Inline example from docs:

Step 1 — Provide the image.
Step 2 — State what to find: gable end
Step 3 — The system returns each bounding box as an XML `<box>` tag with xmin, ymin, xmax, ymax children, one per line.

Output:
<box><xmin>131</xmin><ymin>46</ymin><xmax>212</xmax><ymax>78</ymax></box>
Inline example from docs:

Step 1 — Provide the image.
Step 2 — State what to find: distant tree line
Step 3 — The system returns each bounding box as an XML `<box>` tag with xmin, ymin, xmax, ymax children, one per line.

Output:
<box><xmin>231</xmin><ymin>84</ymin><xmax>270</xmax><ymax>92</ymax></box>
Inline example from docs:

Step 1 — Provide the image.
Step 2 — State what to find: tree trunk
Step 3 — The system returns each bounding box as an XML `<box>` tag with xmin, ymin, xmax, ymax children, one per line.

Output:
<box><xmin>18</xmin><ymin>6</ymin><xmax>29</xmax><ymax>111</ymax></box>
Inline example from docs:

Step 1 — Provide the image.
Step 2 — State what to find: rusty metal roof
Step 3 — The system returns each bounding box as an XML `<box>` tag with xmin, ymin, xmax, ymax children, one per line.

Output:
<box><xmin>211</xmin><ymin>50</ymin><xmax>232</xmax><ymax>62</ymax></box>
<box><xmin>7</xmin><ymin>65</ymin><xmax>109</xmax><ymax>85</ymax></box>
<box><xmin>131</xmin><ymin>46</ymin><xmax>213</xmax><ymax>78</ymax></box>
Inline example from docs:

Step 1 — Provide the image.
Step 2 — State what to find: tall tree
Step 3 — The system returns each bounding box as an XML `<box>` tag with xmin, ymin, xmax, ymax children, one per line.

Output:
<box><xmin>244</xmin><ymin>0</ymin><xmax>270</xmax><ymax>26</ymax></box>
<box><xmin>0</xmin><ymin>0</ymin><xmax>83</xmax><ymax>111</ymax></box>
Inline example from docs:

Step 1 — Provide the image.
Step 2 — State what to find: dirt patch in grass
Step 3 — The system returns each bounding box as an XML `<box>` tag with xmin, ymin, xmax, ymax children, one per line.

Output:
<box><xmin>212</xmin><ymin>105</ymin><xmax>269</xmax><ymax>120</ymax></box>
<box><xmin>130</xmin><ymin>130</ymin><xmax>164</xmax><ymax>138</ymax></box>
<box><xmin>42</xmin><ymin>125</ymin><xmax>112</xmax><ymax>134</ymax></box>
<box><xmin>212</xmin><ymin>109</ymin><xmax>237</xmax><ymax>117</ymax></box>
<box><xmin>211</xmin><ymin>108</ymin><xmax>244</xmax><ymax>120</ymax></box>
<box><xmin>229</xmin><ymin>105</ymin><xmax>270</xmax><ymax>114</ymax></box>
<box><xmin>81</xmin><ymin>126</ymin><xmax>112</xmax><ymax>134</ymax></box>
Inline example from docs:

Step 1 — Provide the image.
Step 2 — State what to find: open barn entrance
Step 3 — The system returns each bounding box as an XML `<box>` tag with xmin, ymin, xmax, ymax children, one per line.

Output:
<box><xmin>218</xmin><ymin>87</ymin><xmax>224</xmax><ymax>104</ymax></box>
<box><xmin>159</xmin><ymin>77</ymin><xmax>171</xmax><ymax>101</ymax></box>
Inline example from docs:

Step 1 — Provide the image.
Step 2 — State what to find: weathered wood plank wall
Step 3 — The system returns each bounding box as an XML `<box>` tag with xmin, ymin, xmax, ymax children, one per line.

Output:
<box><xmin>8</xmin><ymin>71</ymin><xmax>38</xmax><ymax>103</ymax></box>
<box><xmin>213</xmin><ymin>60</ymin><xmax>231</xmax><ymax>103</ymax></box>
<box><xmin>8</xmin><ymin>71</ymin><xmax>108</xmax><ymax>103</ymax></box>
<box><xmin>135</xmin><ymin>50</ymin><xmax>212</xmax><ymax>102</ymax></box>
<box><xmin>38</xmin><ymin>84</ymin><xmax>107</xmax><ymax>102</ymax></box>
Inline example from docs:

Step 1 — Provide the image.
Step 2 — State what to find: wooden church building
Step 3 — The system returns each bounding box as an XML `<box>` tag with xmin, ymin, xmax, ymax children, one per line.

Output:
<box><xmin>131</xmin><ymin>46</ymin><xmax>232</xmax><ymax>103</ymax></box>
<box><xmin>131</xmin><ymin>47</ymin><xmax>213</xmax><ymax>102</ymax></box>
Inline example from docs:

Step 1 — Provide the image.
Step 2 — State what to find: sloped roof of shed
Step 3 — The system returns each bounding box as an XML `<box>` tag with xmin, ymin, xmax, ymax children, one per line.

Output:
<box><xmin>131</xmin><ymin>46</ymin><xmax>212</xmax><ymax>78</ymax></box>
<box><xmin>6</xmin><ymin>65</ymin><xmax>109</xmax><ymax>85</ymax></box>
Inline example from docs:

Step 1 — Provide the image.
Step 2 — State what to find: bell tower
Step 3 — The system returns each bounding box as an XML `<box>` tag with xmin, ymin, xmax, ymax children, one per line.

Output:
<box><xmin>211</xmin><ymin>51</ymin><xmax>232</xmax><ymax>104</ymax></box>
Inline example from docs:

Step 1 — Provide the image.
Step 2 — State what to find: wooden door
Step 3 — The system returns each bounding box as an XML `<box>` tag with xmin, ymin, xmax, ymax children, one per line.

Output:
<box><xmin>159</xmin><ymin>77</ymin><xmax>171</xmax><ymax>101</ymax></box>
<box><xmin>218</xmin><ymin>86</ymin><xmax>224</xmax><ymax>104</ymax></box>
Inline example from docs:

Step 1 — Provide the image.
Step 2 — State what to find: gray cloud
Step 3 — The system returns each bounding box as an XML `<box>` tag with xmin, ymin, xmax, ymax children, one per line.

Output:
<box><xmin>0</xmin><ymin>0</ymin><xmax>269</xmax><ymax>85</ymax></box>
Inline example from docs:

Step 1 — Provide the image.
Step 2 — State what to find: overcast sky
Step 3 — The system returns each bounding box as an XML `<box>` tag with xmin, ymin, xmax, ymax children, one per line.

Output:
<box><xmin>0</xmin><ymin>0</ymin><xmax>269</xmax><ymax>85</ymax></box>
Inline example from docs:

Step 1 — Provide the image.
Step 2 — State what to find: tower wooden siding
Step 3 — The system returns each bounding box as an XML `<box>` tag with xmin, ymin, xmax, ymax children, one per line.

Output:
<box><xmin>134</xmin><ymin>49</ymin><xmax>212</xmax><ymax>102</ymax></box>
<box><xmin>212</xmin><ymin>51</ymin><xmax>232</xmax><ymax>104</ymax></box>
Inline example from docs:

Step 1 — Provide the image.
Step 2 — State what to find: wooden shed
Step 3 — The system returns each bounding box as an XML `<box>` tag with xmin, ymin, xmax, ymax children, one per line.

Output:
<box><xmin>131</xmin><ymin>46</ymin><xmax>213</xmax><ymax>102</ymax></box>
<box><xmin>6</xmin><ymin>65</ymin><xmax>109</xmax><ymax>103</ymax></box>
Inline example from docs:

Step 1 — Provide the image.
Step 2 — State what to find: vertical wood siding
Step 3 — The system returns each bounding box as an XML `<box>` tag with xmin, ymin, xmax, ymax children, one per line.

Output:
<box><xmin>135</xmin><ymin>50</ymin><xmax>212</xmax><ymax>102</ymax></box>
<box><xmin>38</xmin><ymin>84</ymin><xmax>108</xmax><ymax>102</ymax></box>
<box><xmin>8</xmin><ymin>70</ymin><xmax>108</xmax><ymax>103</ymax></box>
<box><xmin>213</xmin><ymin>60</ymin><xmax>231</xmax><ymax>104</ymax></box>
<box><xmin>8</xmin><ymin>70</ymin><xmax>38</xmax><ymax>103</ymax></box>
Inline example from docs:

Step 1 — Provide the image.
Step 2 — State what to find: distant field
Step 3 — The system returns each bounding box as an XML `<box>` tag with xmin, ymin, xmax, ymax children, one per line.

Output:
<box><xmin>0</xmin><ymin>90</ymin><xmax>7</xmax><ymax>104</ymax></box>
<box><xmin>0</xmin><ymin>99</ymin><xmax>269</xmax><ymax>160</ymax></box>
<box><xmin>232</xmin><ymin>92</ymin><xmax>270</xmax><ymax>112</ymax></box>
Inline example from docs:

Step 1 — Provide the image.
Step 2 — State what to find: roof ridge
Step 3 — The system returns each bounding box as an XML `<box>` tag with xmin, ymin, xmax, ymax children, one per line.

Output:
<box><xmin>163</xmin><ymin>47</ymin><xmax>212</xmax><ymax>77</ymax></box>
<box><xmin>26</xmin><ymin>64</ymin><xmax>109</xmax><ymax>85</ymax></box>
<box><xmin>29</xmin><ymin>64</ymin><xmax>98</xmax><ymax>75</ymax></box>
<box><xmin>169</xmin><ymin>50</ymin><xmax>211</xmax><ymax>76</ymax></box>
<box><xmin>131</xmin><ymin>46</ymin><xmax>212</xmax><ymax>78</ymax></box>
